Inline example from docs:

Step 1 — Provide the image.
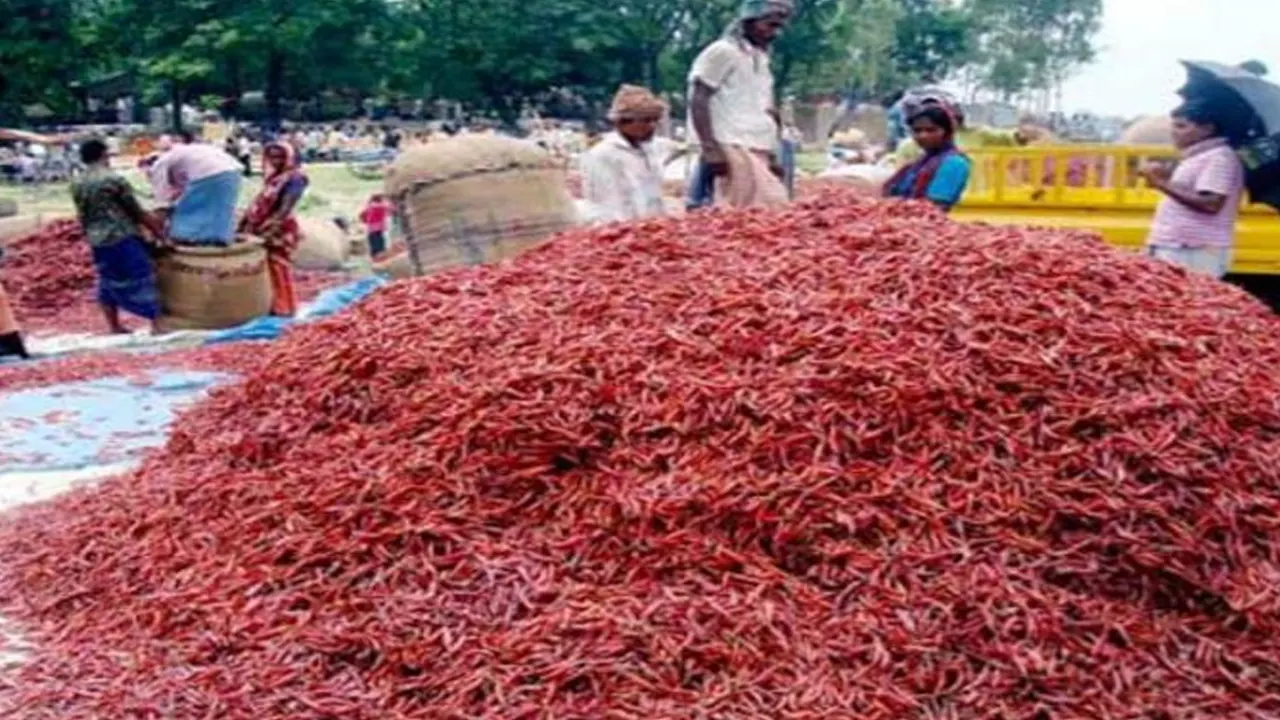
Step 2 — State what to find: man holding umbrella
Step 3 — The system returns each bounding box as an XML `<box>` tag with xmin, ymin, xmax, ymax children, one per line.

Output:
<box><xmin>1140</xmin><ymin>100</ymin><xmax>1245</xmax><ymax>279</ymax></box>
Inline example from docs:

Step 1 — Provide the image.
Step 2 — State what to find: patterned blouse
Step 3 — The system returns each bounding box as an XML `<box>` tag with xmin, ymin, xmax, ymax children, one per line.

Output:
<box><xmin>70</xmin><ymin>167</ymin><xmax>147</xmax><ymax>247</ymax></box>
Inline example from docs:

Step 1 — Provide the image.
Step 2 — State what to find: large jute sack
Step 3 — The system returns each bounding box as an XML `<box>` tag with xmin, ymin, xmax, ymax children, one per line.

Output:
<box><xmin>0</xmin><ymin>215</ymin><xmax>46</xmax><ymax>244</ymax></box>
<box><xmin>1118</xmin><ymin>116</ymin><xmax>1173</xmax><ymax>146</ymax></box>
<box><xmin>157</xmin><ymin>238</ymin><xmax>272</xmax><ymax>330</ymax></box>
<box><xmin>384</xmin><ymin>135</ymin><xmax>577</xmax><ymax>277</ymax></box>
<box><xmin>846</xmin><ymin>104</ymin><xmax>888</xmax><ymax>145</ymax></box>
<box><xmin>293</xmin><ymin>216</ymin><xmax>349</xmax><ymax>270</ymax></box>
<box><xmin>348</xmin><ymin>233</ymin><xmax>369</xmax><ymax>259</ymax></box>
<box><xmin>373</xmin><ymin>251</ymin><xmax>415</xmax><ymax>280</ymax></box>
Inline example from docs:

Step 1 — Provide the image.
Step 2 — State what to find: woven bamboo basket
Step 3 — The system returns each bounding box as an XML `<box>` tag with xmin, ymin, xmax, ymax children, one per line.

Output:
<box><xmin>384</xmin><ymin>135</ymin><xmax>576</xmax><ymax>276</ymax></box>
<box><xmin>157</xmin><ymin>236</ymin><xmax>271</xmax><ymax>330</ymax></box>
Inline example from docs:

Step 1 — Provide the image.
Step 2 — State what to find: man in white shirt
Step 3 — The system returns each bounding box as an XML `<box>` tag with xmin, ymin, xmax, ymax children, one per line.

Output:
<box><xmin>582</xmin><ymin>85</ymin><xmax>669</xmax><ymax>223</ymax></box>
<box><xmin>687</xmin><ymin>0</ymin><xmax>793</xmax><ymax>208</ymax></box>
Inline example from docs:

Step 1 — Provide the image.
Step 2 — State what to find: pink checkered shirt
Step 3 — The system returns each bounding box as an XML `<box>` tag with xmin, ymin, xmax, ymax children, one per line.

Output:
<box><xmin>1147</xmin><ymin>138</ymin><xmax>1245</xmax><ymax>249</ymax></box>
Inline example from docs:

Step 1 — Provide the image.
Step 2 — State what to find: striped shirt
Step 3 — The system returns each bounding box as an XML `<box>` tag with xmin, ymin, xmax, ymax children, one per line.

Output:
<box><xmin>1147</xmin><ymin>138</ymin><xmax>1245</xmax><ymax>249</ymax></box>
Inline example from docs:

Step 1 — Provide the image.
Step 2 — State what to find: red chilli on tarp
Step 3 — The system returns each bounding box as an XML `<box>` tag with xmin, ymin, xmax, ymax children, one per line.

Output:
<box><xmin>2</xmin><ymin>220</ymin><xmax>97</xmax><ymax>327</ymax></box>
<box><xmin>0</xmin><ymin>191</ymin><xmax>1279</xmax><ymax>718</ymax></box>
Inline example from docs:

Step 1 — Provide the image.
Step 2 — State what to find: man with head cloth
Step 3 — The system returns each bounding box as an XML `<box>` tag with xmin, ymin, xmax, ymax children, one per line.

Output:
<box><xmin>582</xmin><ymin>84</ymin><xmax>670</xmax><ymax>222</ymax></box>
<box><xmin>686</xmin><ymin>0</ymin><xmax>793</xmax><ymax>209</ymax></box>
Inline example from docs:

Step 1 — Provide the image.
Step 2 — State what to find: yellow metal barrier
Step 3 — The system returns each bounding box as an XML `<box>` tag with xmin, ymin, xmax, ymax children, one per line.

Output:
<box><xmin>952</xmin><ymin>145</ymin><xmax>1280</xmax><ymax>275</ymax></box>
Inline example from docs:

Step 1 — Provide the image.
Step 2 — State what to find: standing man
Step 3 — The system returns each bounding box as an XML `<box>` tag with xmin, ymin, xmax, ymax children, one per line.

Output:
<box><xmin>687</xmin><ymin>0</ymin><xmax>792</xmax><ymax>208</ymax></box>
<box><xmin>582</xmin><ymin>85</ymin><xmax>669</xmax><ymax>222</ymax></box>
<box><xmin>72</xmin><ymin>139</ymin><xmax>165</xmax><ymax>334</ymax></box>
<box><xmin>1140</xmin><ymin>101</ymin><xmax>1245</xmax><ymax>279</ymax></box>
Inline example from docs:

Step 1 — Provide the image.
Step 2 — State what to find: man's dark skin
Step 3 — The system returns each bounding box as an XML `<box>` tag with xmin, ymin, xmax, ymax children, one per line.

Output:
<box><xmin>690</xmin><ymin>11</ymin><xmax>788</xmax><ymax>179</ymax></box>
<box><xmin>617</xmin><ymin>115</ymin><xmax>660</xmax><ymax>147</ymax></box>
<box><xmin>1138</xmin><ymin>114</ymin><xmax>1228</xmax><ymax>215</ymax></box>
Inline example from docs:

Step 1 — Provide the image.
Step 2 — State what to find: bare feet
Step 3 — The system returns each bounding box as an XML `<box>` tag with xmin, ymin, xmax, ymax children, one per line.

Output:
<box><xmin>100</xmin><ymin>304</ymin><xmax>127</xmax><ymax>335</ymax></box>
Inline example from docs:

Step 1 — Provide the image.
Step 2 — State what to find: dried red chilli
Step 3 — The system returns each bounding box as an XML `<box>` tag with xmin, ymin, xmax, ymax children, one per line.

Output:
<box><xmin>0</xmin><ymin>219</ymin><xmax>347</xmax><ymax>334</ymax></box>
<box><xmin>0</xmin><ymin>343</ymin><xmax>267</xmax><ymax>393</ymax></box>
<box><xmin>1</xmin><ymin>190</ymin><xmax>1279</xmax><ymax>718</ymax></box>
<box><xmin>1</xmin><ymin>220</ymin><xmax>97</xmax><ymax>331</ymax></box>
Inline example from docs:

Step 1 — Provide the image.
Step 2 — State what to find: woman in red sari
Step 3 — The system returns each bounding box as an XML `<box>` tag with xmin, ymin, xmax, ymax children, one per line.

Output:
<box><xmin>240</xmin><ymin>141</ymin><xmax>308</xmax><ymax>316</ymax></box>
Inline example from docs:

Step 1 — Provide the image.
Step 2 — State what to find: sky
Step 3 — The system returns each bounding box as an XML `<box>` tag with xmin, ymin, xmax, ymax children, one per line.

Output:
<box><xmin>1058</xmin><ymin>0</ymin><xmax>1280</xmax><ymax>117</ymax></box>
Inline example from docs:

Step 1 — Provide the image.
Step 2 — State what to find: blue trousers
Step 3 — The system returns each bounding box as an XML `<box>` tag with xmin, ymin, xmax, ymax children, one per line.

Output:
<box><xmin>780</xmin><ymin>139</ymin><xmax>797</xmax><ymax>200</ymax></box>
<box><xmin>685</xmin><ymin>159</ymin><xmax>716</xmax><ymax>210</ymax></box>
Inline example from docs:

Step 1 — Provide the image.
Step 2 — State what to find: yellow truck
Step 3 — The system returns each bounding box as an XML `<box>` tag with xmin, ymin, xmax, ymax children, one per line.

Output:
<box><xmin>952</xmin><ymin>145</ymin><xmax>1280</xmax><ymax>277</ymax></box>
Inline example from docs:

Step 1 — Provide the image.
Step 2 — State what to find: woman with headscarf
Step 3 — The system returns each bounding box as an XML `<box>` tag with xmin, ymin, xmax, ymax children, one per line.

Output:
<box><xmin>882</xmin><ymin>102</ymin><xmax>971</xmax><ymax>212</ymax></box>
<box><xmin>687</xmin><ymin>0</ymin><xmax>794</xmax><ymax>209</ymax></box>
<box><xmin>239</xmin><ymin>142</ymin><xmax>309</xmax><ymax>316</ymax></box>
<box><xmin>582</xmin><ymin>84</ymin><xmax>669</xmax><ymax>223</ymax></box>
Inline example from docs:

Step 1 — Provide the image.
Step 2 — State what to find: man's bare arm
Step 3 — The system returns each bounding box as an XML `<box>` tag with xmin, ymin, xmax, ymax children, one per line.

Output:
<box><xmin>1153</xmin><ymin>181</ymin><xmax>1227</xmax><ymax>215</ymax></box>
<box><xmin>691</xmin><ymin>80</ymin><xmax>728</xmax><ymax>175</ymax></box>
<box><xmin>1139</xmin><ymin>164</ymin><xmax>1227</xmax><ymax>215</ymax></box>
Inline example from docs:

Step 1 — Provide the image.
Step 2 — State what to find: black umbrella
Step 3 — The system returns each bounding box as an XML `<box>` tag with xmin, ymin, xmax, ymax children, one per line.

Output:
<box><xmin>1180</xmin><ymin>61</ymin><xmax>1280</xmax><ymax>132</ymax></box>
<box><xmin>1180</xmin><ymin>60</ymin><xmax>1280</xmax><ymax>211</ymax></box>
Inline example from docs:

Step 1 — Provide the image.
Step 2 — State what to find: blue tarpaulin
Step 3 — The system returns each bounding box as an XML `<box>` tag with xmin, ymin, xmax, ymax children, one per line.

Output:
<box><xmin>0</xmin><ymin>371</ymin><xmax>230</xmax><ymax>473</ymax></box>
<box><xmin>204</xmin><ymin>276</ymin><xmax>386</xmax><ymax>345</ymax></box>
<box><xmin>0</xmin><ymin>278</ymin><xmax>384</xmax><ymax>473</ymax></box>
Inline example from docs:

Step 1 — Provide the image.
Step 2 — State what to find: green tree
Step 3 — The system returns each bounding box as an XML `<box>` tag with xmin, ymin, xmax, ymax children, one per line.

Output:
<box><xmin>605</xmin><ymin>0</ymin><xmax>704</xmax><ymax>90</ymax></box>
<box><xmin>0</xmin><ymin>0</ymin><xmax>1103</xmax><ymax>127</ymax></box>
<box><xmin>772</xmin><ymin>0</ymin><xmax>857</xmax><ymax>95</ymax></box>
<box><xmin>968</xmin><ymin>0</ymin><xmax>1103</xmax><ymax>99</ymax></box>
<box><xmin>890</xmin><ymin>0</ymin><xmax>973</xmax><ymax>87</ymax></box>
<box><xmin>390</xmin><ymin>0</ymin><xmax>629</xmax><ymax>119</ymax></box>
<box><xmin>0</xmin><ymin>0</ymin><xmax>81</xmax><ymax>122</ymax></box>
<box><xmin>840</xmin><ymin>0</ymin><xmax>905</xmax><ymax>99</ymax></box>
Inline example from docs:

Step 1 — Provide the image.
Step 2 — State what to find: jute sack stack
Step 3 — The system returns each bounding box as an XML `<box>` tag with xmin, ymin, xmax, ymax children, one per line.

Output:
<box><xmin>1118</xmin><ymin>116</ymin><xmax>1173</xmax><ymax>146</ymax></box>
<box><xmin>384</xmin><ymin>135</ymin><xmax>576</xmax><ymax>276</ymax></box>
<box><xmin>0</xmin><ymin>215</ymin><xmax>46</xmax><ymax>245</ymax></box>
<box><xmin>293</xmin><ymin>216</ymin><xmax>349</xmax><ymax>270</ymax></box>
<box><xmin>373</xmin><ymin>251</ymin><xmax>415</xmax><ymax>280</ymax></box>
<box><xmin>157</xmin><ymin>237</ymin><xmax>272</xmax><ymax>330</ymax></box>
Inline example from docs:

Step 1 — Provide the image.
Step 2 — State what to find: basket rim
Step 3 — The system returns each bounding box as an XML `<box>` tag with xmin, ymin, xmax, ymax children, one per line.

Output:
<box><xmin>168</xmin><ymin>236</ymin><xmax>266</xmax><ymax>257</ymax></box>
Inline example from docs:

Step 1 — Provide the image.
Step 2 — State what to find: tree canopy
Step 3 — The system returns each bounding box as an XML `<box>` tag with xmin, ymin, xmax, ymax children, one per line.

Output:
<box><xmin>0</xmin><ymin>0</ymin><xmax>1103</xmax><ymax>125</ymax></box>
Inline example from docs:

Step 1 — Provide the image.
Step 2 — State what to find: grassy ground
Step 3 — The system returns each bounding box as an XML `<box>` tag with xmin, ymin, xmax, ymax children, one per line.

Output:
<box><xmin>0</xmin><ymin>164</ymin><xmax>384</xmax><ymax>223</ymax></box>
<box><xmin>1</xmin><ymin>151</ymin><xmax>832</xmax><ymax>223</ymax></box>
<box><xmin>796</xmin><ymin>151</ymin><xmax>828</xmax><ymax>175</ymax></box>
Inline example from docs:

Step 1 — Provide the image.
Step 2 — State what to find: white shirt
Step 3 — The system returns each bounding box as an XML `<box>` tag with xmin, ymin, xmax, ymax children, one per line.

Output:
<box><xmin>148</xmin><ymin>144</ymin><xmax>241</xmax><ymax>206</ymax></box>
<box><xmin>582</xmin><ymin>132</ymin><xmax>666</xmax><ymax>223</ymax></box>
<box><xmin>687</xmin><ymin>38</ymin><xmax>778</xmax><ymax>152</ymax></box>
